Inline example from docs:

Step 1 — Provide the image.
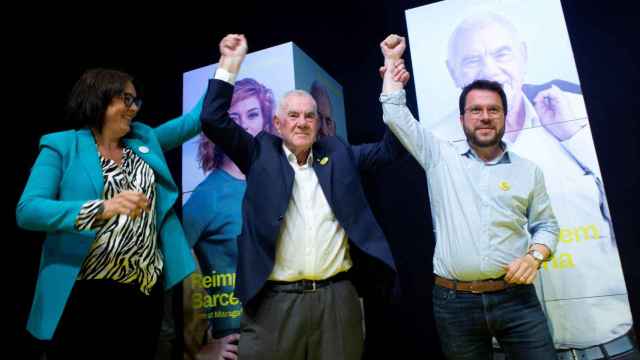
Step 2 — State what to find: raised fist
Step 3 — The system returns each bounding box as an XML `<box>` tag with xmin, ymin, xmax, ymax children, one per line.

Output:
<box><xmin>380</xmin><ymin>34</ymin><xmax>406</xmax><ymax>60</ymax></box>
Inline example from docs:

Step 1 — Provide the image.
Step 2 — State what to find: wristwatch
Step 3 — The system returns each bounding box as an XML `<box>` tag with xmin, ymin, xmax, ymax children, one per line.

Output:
<box><xmin>527</xmin><ymin>248</ymin><xmax>545</xmax><ymax>267</ymax></box>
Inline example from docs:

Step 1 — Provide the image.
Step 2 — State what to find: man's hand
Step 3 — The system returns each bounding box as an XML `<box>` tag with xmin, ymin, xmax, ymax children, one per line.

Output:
<box><xmin>504</xmin><ymin>255</ymin><xmax>540</xmax><ymax>285</ymax></box>
<box><xmin>219</xmin><ymin>34</ymin><xmax>247</xmax><ymax>74</ymax></box>
<box><xmin>380</xmin><ymin>34</ymin><xmax>406</xmax><ymax>60</ymax></box>
<box><xmin>533</xmin><ymin>85</ymin><xmax>586</xmax><ymax>141</ymax></box>
<box><xmin>380</xmin><ymin>34</ymin><xmax>409</xmax><ymax>94</ymax></box>
<box><xmin>195</xmin><ymin>333</ymin><xmax>240</xmax><ymax>360</ymax></box>
<box><xmin>98</xmin><ymin>191</ymin><xmax>149</xmax><ymax>220</ymax></box>
<box><xmin>379</xmin><ymin>59</ymin><xmax>411</xmax><ymax>87</ymax></box>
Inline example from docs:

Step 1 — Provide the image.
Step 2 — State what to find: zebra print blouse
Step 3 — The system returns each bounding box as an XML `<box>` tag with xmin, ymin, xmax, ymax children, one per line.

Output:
<box><xmin>75</xmin><ymin>147</ymin><xmax>162</xmax><ymax>295</ymax></box>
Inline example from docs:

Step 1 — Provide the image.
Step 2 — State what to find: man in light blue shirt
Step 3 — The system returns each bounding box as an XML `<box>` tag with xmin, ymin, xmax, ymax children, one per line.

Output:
<box><xmin>379</xmin><ymin>34</ymin><xmax>559</xmax><ymax>359</ymax></box>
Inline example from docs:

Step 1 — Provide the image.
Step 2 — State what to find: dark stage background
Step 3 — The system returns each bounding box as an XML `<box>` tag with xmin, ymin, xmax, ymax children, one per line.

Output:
<box><xmin>9</xmin><ymin>1</ymin><xmax>638</xmax><ymax>358</ymax></box>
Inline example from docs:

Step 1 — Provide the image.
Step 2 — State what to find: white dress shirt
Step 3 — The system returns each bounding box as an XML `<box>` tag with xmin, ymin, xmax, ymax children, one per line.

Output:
<box><xmin>213</xmin><ymin>67</ymin><xmax>351</xmax><ymax>282</ymax></box>
<box><xmin>268</xmin><ymin>145</ymin><xmax>352</xmax><ymax>281</ymax></box>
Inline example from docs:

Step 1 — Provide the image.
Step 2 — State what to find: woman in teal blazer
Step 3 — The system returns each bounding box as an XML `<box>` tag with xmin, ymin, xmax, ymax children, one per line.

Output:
<box><xmin>16</xmin><ymin>68</ymin><xmax>203</xmax><ymax>359</ymax></box>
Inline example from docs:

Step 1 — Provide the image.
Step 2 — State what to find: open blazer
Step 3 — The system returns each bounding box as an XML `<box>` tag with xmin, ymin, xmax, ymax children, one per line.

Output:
<box><xmin>201</xmin><ymin>79</ymin><xmax>402</xmax><ymax>306</ymax></box>
<box><xmin>16</xmin><ymin>98</ymin><xmax>203</xmax><ymax>340</ymax></box>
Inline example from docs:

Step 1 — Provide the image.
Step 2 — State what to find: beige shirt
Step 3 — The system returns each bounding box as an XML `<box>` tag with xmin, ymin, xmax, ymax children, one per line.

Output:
<box><xmin>268</xmin><ymin>145</ymin><xmax>352</xmax><ymax>281</ymax></box>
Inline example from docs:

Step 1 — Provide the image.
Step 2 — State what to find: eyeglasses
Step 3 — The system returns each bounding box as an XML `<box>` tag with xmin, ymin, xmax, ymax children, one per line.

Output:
<box><xmin>120</xmin><ymin>92</ymin><xmax>143</xmax><ymax>109</ymax></box>
<box><xmin>464</xmin><ymin>105</ymin><xmax>503</xmax><ymax>117</ymax></box>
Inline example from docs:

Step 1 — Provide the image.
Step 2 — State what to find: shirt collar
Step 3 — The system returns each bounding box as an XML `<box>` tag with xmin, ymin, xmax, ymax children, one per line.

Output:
<box><xmin>457</xmin><ymin>140</ymin><xmax>511</xmax><ymax>165</ymax></box>
<box><xmin>282</xmin><ymin>144</ymin><xmax>314</xmax><ymax>167</ymax></box>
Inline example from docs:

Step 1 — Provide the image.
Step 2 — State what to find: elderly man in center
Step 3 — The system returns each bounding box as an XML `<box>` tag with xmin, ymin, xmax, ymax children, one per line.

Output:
<box><xmin>198</xmin><ymin>34</ymin><xmax>408</xmax><ymax>360</ymax></box>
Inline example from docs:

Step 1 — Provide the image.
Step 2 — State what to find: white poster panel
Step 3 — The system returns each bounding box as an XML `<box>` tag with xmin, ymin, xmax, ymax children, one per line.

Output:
<box><xmin>406</xmin><ymin>0</ymin><xmax>632</xmax><ymax>349</ymax></box>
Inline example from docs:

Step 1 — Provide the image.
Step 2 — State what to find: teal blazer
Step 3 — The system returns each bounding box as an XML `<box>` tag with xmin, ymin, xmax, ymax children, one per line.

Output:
<box><xmin>16</xmin><ymin>98</ymin><xmax>203</xmax><ymax>340</ymax></box>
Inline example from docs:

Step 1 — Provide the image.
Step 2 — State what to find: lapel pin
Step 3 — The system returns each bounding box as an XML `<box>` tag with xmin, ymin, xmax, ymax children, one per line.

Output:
<box><xmin>498</xmin><ymin>180</ymin><xmax>511</xmax><ymax>191</ymax></box>
<box><xmin>319</xmin><ymin>156</ymin><xmax>329</xmax><ymax>165</ymax></box>
<box><xmin>138</xmin><ymin>146</ymin><xmax>150</xmax><ymax>154</ymax></box>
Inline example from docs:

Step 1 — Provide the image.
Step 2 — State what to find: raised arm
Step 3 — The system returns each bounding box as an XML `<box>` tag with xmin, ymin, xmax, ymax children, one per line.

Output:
<box><xmin>380</xmin><ymin>34</ymin><xmax>407</xmax><ymax>95</ymax></box>
<box><xmin>200</xmin><ymin>34</ymin><xmax>255</xmax><ymax>174</ymax></box>
<box><xmin>351</xmin><ymin>128</ymin><xmax>406</xmax><ymax>174</ymax></box>
<box><xmin>379</xmin><ymin>34</ymin><xmax>441</xmax><ymax>170</ymax></box>
<box><xmin>153</xmin><ymin>95</ymin><xmax>204</xmax><ymax>152</ymax></box>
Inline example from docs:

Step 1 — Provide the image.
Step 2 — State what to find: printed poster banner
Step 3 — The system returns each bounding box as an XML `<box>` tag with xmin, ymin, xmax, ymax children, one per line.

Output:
<box><xmin>406</xmin><ymin>0</ymin><xmax>632</xmax><ymax>349</ymax></box>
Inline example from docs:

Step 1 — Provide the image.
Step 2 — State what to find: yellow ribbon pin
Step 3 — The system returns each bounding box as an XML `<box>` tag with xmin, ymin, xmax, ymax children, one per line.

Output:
<box><xmin>499</xmin><ymin>181</ymin><xmax>511</xmax><ymax>191</ymax></box>
<box><xmin>319</xmin><ymin>157</ymin><xmax>329</xmax><ymax>165</ymax></box>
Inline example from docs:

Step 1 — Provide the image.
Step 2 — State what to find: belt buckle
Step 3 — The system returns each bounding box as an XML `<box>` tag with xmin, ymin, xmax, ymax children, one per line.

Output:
<box><xmin>469</xmin><ymin>281</ymin><xmax>481</xmax><ymax>294</ymax></box>
<box><xmin>302</xmin><ymin>280</ymin><xmax>317</xmax><ymax>293</ymax></box>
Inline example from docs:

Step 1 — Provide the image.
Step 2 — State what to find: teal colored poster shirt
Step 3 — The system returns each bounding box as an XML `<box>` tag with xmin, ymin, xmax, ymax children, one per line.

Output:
<box><xmin>183</xmin><ymin>169</ymin><xmax>245</xmax><ymax>338</ymax></box>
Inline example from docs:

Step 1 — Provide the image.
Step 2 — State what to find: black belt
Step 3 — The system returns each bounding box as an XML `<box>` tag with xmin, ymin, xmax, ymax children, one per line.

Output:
<box><xmin>556</xmin><ymin>332</ymin><xmax>637</xmax><ymax>360</ymax></box>
<box><xmin>266</xmin><ymin>272</ymin><xmax>350</xmax><ymax>293</ymax></box>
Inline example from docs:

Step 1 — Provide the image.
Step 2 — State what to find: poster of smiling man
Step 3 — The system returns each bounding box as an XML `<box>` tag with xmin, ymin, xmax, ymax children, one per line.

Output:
<box><xmin>405</xmin><ymin>0</ymin><xmax>636</xmax><ymax>355</ymax></box>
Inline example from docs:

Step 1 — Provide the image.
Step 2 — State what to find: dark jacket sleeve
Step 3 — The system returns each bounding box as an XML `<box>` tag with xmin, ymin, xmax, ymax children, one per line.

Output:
<box><xmin>201</xmin><ymin>79</ymin><xmax>255</xmax><ymax>174</ymax></box>
<box><xmin>350</xmin><ymin>126</ymin><xmax>407</xmax><ymax>174</ymax></box>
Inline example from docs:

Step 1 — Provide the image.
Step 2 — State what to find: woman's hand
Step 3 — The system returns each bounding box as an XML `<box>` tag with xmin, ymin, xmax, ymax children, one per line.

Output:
<box><xmin>98</xmin><ymin>191</ymin><xmax>150</xmax><ymax>220</ymax></box>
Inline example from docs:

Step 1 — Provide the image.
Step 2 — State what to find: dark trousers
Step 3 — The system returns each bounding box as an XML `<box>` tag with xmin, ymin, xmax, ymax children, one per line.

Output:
<box><xmin>47</xmin><ymin>279</ymin><xmax>164</xmax><ymax>360</ymax></box>
<box><xmin>239</xmin><ymin>279</ymin><xmax>363</xmax><ymax>360</ymax></box>
<box><xmin>494</xmin><ymin>342</ymin><xmax>640</xmax><ymax>360</ymax></box>
<box><xmin>433</xmin><ymin>283</ymin><xmax>556</xmax><ymax>360</ymax></box>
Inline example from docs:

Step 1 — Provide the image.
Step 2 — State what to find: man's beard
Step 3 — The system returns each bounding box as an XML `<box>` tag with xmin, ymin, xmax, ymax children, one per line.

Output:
<box><xmin>463</xmin><ymin>125</ymin><xmax>505</xmax><ymax>148</ymax></box>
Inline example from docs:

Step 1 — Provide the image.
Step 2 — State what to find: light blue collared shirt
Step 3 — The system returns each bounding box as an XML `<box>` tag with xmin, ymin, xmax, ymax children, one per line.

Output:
<box><xmin>380</xmin><ymin>90</ymin><xmax>558</xmax><ymax>281</ymax></box>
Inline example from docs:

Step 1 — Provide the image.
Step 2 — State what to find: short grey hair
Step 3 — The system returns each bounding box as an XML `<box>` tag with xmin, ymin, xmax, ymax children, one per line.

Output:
<box><xmin>276</xmin><ymin>90</ymin><xmax>317</xmax><ymax>119</ymax></box>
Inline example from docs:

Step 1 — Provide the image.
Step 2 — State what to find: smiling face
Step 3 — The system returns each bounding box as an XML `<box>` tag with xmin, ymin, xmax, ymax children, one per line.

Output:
<box><xmin>102</xmin><ymin>81</ymin><xmax>139</xmax><ymax>138</ymax></box>
<box><xmin>274</xmin><ymin>92</ymin><xmax>319</xmax><ymax>156</ymax></box>
<box><xmin>447</xmin><ymin>20</ymin><xmax>527</xmax><ymax>116</ymax></box>
<box><xmin>230</xmin><ymin>95</ymin><xmax>265</xmax><ymax>136</ymax></box>
<box><xmin>461</xmin><ymin>89</ymin><xmax>506</xmax><ymax>149</ymax></box>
